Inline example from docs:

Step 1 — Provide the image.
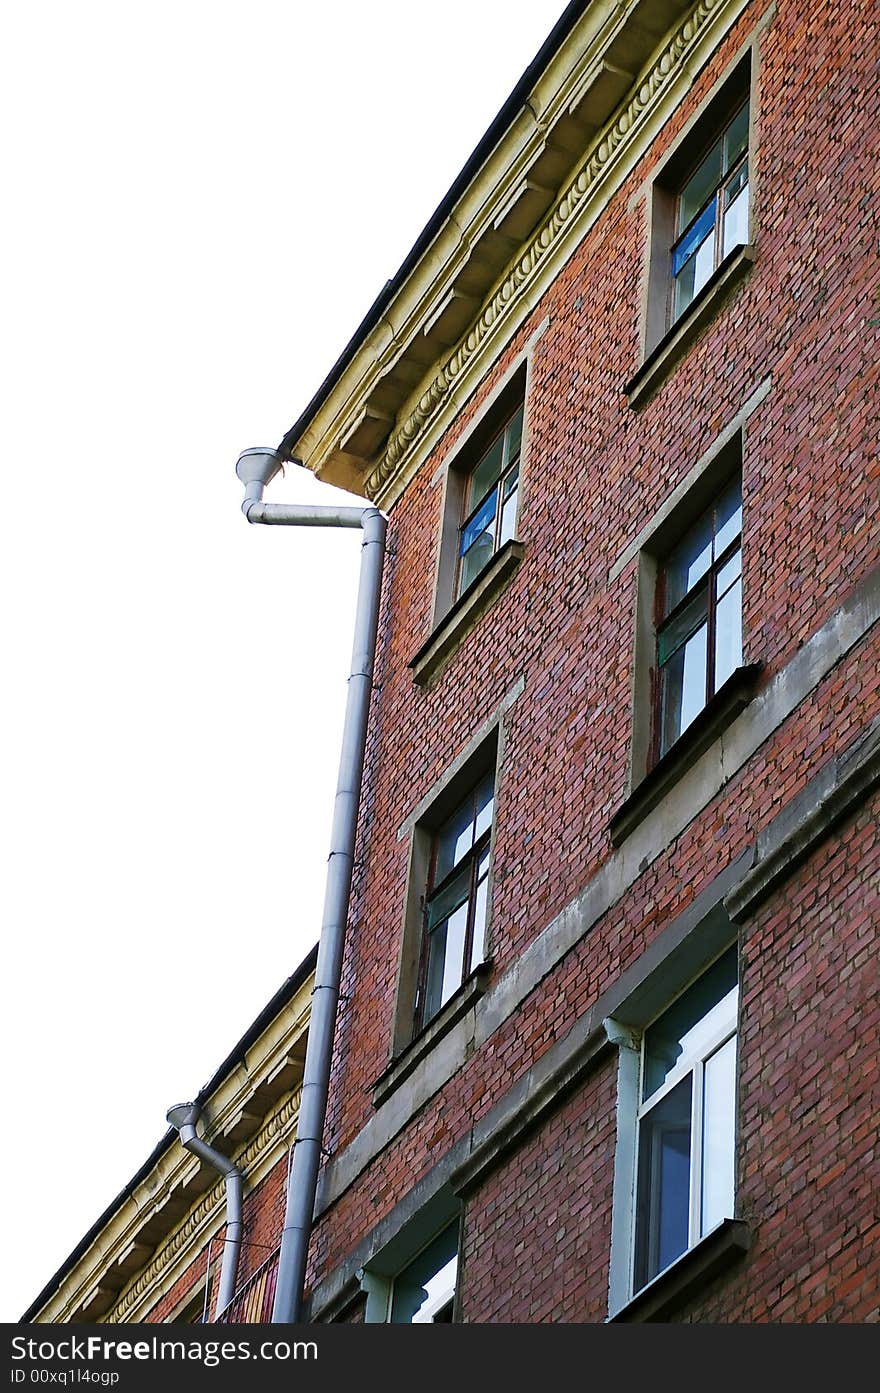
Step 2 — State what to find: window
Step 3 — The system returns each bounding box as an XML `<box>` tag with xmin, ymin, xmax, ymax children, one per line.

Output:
<box><xmin>456</xmin><ymin>402</ymin><xmax>523</xmax><ymax>598</ymax></box>
<box><xmin>670</xmin><ymin>100</ymin><xmax>749</xmax><ymax>324</ymax></box>
<box><xmin>389</xmin><ymin>1225</ymin><xmax>458</xmax><ymax>1323</ymax></box>
<box><xmin>627</xmin><ymin>54</ymin><xmax>754</xmax><ymax>405</ymax></box>
<box><xmin>654</xmin><ymin>473</ymin><xmax>742</xmax><ymax>760</ymax></box>
<box><xmin>415</xmin><ymin>769</ymin><xmax>494</xmax><ymax>1032</ymax></box>
<box><xmin>416</xmin><ymin>363</ymin><xmax>528</xmax><ymax>674</ymax></box>
<box><xmin>633</xmin><ymin>949</ymin><xmax>738</xmax><ymax>1294</ymax></box>
<box><xmin>356</xmin><ymin>1212</ymin><xmax>460</xmax><ymax>1323</ymax></box>
<box><xmin>609</xmin><ymin>418</ymin><xmax>760</xmax><ymax>844</ymax></box>
<box><xmin>382</xmin><ymin>709</ymin><xmax>514</xmax><ymax>1085</ymax></box>
<box><xmin>604</xmin><ymin>906</ymin><xmax>746</xmax><ymax>1317</ymax></box>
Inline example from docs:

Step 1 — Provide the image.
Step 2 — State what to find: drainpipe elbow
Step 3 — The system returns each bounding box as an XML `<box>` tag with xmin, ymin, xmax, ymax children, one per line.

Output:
<box><xmin>166</xmin><ymin>1103</ymin><xmax>243</xmax><ymax>1317</ymax></box>
<box><xmin>242</xmin><ymin>483</ymin><xmax>265</xmax><ymax>519</ymax></box>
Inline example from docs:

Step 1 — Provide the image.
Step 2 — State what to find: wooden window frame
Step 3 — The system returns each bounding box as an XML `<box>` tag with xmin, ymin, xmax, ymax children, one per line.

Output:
<box><xmin>625</xmin><ymin>50</ymin><xmax>755</xmax><ymax>406</ymax></box>
<box><xmin>668</xmin><ymin>98</ymin><xmax>750</xmax><ymax>329</ymax></box>
<box><xmin>414</xmin><ymin>772</ymin><xmax>494</xmax><ymax>1034</ymax></box>
<box><xmin>454</xmin><ymin>403</ymin><xmax>523</xmax><ymax>601</ymax></box>
<box><xmin>652</xmin><ymin>474</ymin><xmax>743</xmax><ymax>765</ymax></box>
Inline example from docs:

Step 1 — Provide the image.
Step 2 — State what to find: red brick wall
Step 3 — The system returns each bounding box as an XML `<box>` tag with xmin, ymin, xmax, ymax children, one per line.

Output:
<box><xmin>147</xmin><ymin>1248</ymin><xmax>210</xmax><ymax>1325</ymax></box>
<box><xmin>310</xmin><ymin>0</ymin><xmax>879</xmax><ymax>1322</ymax></box>
<box><xmin>325</xmin><ymin>0</ymin><xmax>880</xmax><ymax>1171</ymax></box>
<box><xmin>459</xmin><ymin>1063</ymin><xmax>618</xmax><ymax>1323</ymax></box>
<box><xmin>311</xmin><ymin>632</ymin><xmax>880</xmax><ymax>1295</ymax></box>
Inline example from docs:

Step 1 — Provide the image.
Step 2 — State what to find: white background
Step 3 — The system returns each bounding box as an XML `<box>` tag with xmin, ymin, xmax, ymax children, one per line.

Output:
<box><xmin>1</xmin><ymin>0</ymin><xmax>568</xmax><ymax>1321</ymax></box>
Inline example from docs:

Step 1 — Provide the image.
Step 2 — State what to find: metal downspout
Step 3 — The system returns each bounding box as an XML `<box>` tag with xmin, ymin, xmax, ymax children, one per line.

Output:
<box><xmin>166</xmin><ymin>1103</ymin><xmax>243</xmax><ymax>1317</ymax></box>
<box><xmin>235</xmin><ymin>448</ymin><xmax>387</xmax><ymax>1325</ymax></box>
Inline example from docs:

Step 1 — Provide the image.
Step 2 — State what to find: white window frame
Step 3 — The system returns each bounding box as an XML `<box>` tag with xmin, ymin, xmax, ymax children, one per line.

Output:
<box><xmin>633</xmin><ymin>976</ymin><xmax>737</xmax><ymax>1292</ymax></box>
<box><xmin>357</xmin><ymin>1218</ymin><xmax>459</xmax><ymax>1324</ymax></box>
<box><xmin>605</xmin><ymin>932</ymin><xmax>740</xmax><ymax>1318</ymax></box>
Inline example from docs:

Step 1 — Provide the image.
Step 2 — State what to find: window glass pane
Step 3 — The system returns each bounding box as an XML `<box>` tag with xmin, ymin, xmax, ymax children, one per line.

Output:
<box><xmin>716</xmin><ymin>547</ymin><xmax>742</xmax><ymax>597</ymax></box>
<box><xmin>499</xmin><ymin>477</ymin><xmax>518</xmax><ymax>548</ymax></box>
<box><xmin>437</xmin><ymin>902</ymin><xmax>467</xmax><ymax>1002</ymax></box>
<box><xmin>701</xmin><ymin>1034</ymin><xmax>737</xmax><ymax>1235</ymax></box>
<box><xmin>659</xmin><ymin>621</ymin><xmax>708</xmax><ymax>753</ymax></box>
<box><xmin>664</xmin><ymin>513</ymin><xmax>713</xmax><ymax>614</ymax></box>
<box><xmin>722</xmin><ymin>178</ymin><xmax>749</xmax><ymax>257</ymax></box>
<box><xmin>434</xmin><ymin>805</ymin><xmax>475</xmax><ymax>884</ymax></box>
<box><xmin>723</xmin><ymin>159</ymin><xmax>748</xmax><ymax>209</ymax></box>
<box><xmin>678</xmin><ymin>138</ymin><xmax>723</xmax><ymax>233</ymax></box>
<box><xmin>421</xmin><ymin>921</ymin><xmax>448</xmax><ymax>1026</ymax></box>
<box><xmin>635</xmin><ymin>1075</ymin><xmax>693</xmax><ymax>1289</ymax></box>
<box><xmin>390</xmin><ymin>1227</ymin><xmax>458</xmax><ymax>1324</ymax></box>
<box><xmin>723</xmin><ymin>102</ymin><xmax>749</xmax><ymax>172</ymax></box>
<box><xmin>473</xmin><ymin>773</ymin><xmax>494</xmax><ymax>841</ymax></box>
<box><xmin>714</xmin><ymin>476</ymin><xmax>742</xmax><ymax>556</ymax></box>
<box><xmin>467</xmin><ymin>433</ymin><xmax>505</xmax><ymax>511</ymax></box>
<box><xmin>672</xmin><ymin>200</ymin><xmax>717</xmax><ymax>277</ymax></box>
<box><xmin>689</xmin><ymin>232</ymin><xmax>718</xmax><ymax>306</ymax></box>
<box><xmin>459</xmin><ymin>485</ymin><xmax>498</xmax><ymax>594</ymax></box>
<box><xmin>470</xmin><ymin>868</ymin><xmax>489</xmax><ymax>969</ymax></box>
<box><xmin>426</xmin><ymin>866</ymin><xmax>470</xmax><ymax>931</ymax></box>
<box><xmin>422</xmin><ymin>898</ymin><xmax>469</xmax><ymax>1022</ymax></box>
<box><xmin>714</xmin><ymin>576</ymin><xmax>742</xmax><ymax>690</ymax></box>
<box><xmin>504</xmin><ymin>405</ymin><xmax>524</xmax><ymax>466</ymax></box>
<box><xmin>643</xmin><ymin>949</ymin><xmax>738</xmax><ymax>1101</ymax></box>
<box><xmin>673</xmin><ymin>252</ymin><xmax>701</xmax><ymax>321</ymax></box>
<box><xmin>658</xmin><ymin>588</ymin><xmax>708</xmax><ymax>663</ymax></box>
<box><xmin>460</xmin><ymin>487</ymin><xmax>497</xmax><ymax>556</ymax></box>
<box><xmin>458</xmin><ymin>534</ymin><xmax>494</xmax><ymax>594</ymax></box>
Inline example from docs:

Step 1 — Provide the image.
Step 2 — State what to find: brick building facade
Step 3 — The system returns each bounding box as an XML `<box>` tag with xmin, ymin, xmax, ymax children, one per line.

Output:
<box><xmin>27</xmin><ymin>0</ymin><xmax>879</xmax><ymax>1325</ymax></box>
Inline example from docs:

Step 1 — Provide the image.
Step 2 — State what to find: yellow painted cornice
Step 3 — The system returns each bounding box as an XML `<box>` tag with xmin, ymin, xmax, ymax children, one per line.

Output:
<box><xmin>288</xmin><ymin>0</ymin><xmax>755</xmax><ymax>510</ymax></box>
<box><xmin>32</xmin><ymin>973</ymin><xmax>312</xmax><ymax>1324</ymax></box>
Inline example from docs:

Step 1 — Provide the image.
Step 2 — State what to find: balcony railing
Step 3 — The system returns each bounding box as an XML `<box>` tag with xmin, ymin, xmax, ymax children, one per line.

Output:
<box><xmin>214</xmin><ymin>1247</ymin><xmax>279</xmax><ymax>1324</ymax></box>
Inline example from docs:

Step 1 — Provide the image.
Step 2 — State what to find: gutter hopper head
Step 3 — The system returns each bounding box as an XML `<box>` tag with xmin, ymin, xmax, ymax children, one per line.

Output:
<box><xmin>235</xmin><ymin>447</ymin><xmax>283</xmax><ymax>491</ymax></box>
<box><xmin>166</xmin><ymin>1102</ymin><xmax>200</xmax><ymax>1132</ymax></box>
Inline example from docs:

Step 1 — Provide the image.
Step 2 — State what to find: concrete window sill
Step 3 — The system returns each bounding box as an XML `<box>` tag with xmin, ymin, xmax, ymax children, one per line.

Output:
<box><xmin>372</xmin><ymin>964</ymin><xmax>491</xmax><ymax>1110</ymax></box>
<box><xmin>625</xmin><ymin>245</ymin><xmax>755</xmax><ymax>409</ymax></box>
<box><xmin>409</xmin><ymin>541</ymin><xmax>523</xmax><ymax>687</ymax></box>
<box><xmin>610</xmin><ymin>663</ymin><xmax>763</xmax><ymax>846</ymax></box>
<box><xmin>609</xmin><ymin>1218</ymin><xmax>751</xmax><ymax>1323</ymax></box>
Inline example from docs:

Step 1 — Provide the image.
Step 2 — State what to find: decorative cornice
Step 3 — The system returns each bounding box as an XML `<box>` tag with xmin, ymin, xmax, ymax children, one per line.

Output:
<box><xmin>106</xmin><ymin>1086</ymin><xmax>302</xmax><ymax>1323</ymax></box>
<box><xmin>365</xmin><ymin>0</ymin><xmax>727</xmax><ymax>501</ymax></box>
